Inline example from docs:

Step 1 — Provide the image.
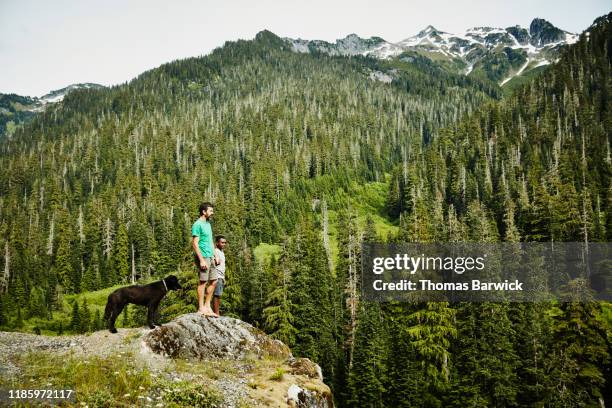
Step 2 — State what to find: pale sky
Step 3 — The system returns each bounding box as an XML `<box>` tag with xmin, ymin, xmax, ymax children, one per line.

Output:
<box><xmin>1</xmin><ymin>0</ymin><xmax>609</xmax><ymax>97</ymax></box>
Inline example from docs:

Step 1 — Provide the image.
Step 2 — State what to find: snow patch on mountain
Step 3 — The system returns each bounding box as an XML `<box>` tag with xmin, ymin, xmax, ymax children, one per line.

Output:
<box><xmin>533</xmin><ymin>59</ymin><xmax>551</xmax><ymax>68</ymax></box>
<box><xmin>284</xmin><ymin>18</ymin><xmax>576</xmax><ymax>84</ymax></box>
<box><xmin>369</xmin><ymin>70</ymin><xmax>394</xmax><ymax>83</ymax></box>
<box><xmin>500</xmin><ymin>59</ymin><xmax>530</xmax><ymax>86</ymax></box>
<box><xmin>39</xmin><ymin>83</ymin><xmax>105</xmax><ymax>105</ymax></box>
<box><xmin>18</xmin><ymin>83</ymin><xmax>106</xmax><ymax>113</ymax></box>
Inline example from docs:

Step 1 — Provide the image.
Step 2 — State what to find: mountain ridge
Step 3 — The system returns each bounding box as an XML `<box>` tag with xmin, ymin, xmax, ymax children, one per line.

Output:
<box><xmin>284</xmin><ymin>17</ymin><xmax>578</xmax><ymax>84</ymax></box>
<box><xmin>0</xmin><ymin>83</ymin><xmax>105</xmax><ymax>138</ymax></box>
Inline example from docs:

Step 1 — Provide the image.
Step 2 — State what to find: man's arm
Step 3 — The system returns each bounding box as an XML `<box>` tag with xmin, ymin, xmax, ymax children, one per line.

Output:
<box><xmin>192</xmin><ymin>236</ymin><xmax>207</xmax><ymax>269</ymax></box>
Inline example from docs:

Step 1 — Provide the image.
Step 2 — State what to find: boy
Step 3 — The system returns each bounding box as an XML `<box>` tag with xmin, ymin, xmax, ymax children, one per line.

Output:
<box><xmin>212</xmin><ymin>235</ymin><xmax>228</xmax><ymax>315</ymax></box>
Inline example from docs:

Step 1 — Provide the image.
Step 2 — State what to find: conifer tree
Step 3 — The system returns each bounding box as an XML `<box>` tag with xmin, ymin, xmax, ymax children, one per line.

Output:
<box><xmin>69</xmin><ymin>301</ymin><xmax>80</xmax><ymax>333</ymax></box>
<box><xmin>54</xmin><ymin>237</ymin><xmax>75</xmax><ymax>293</ymax></box>
<box><xmin>28</xmin><ymin>287</ymin><xmax>46</xmax><ymax>319</ymax></box>
<box><xmin>546</xmin><ymin>282</ymin><xmax>609</xmax><ymax>406</ymax></box>
<box><xmin>262</xmin><ymin>255</ymin><xmax>297</xmax><ymax>346</ymax></box>
<box><xmin>0</xmin><ymin>295</ymin><xmax>5</xmax><ymax>326</ymax></box>
<box><xmin>81</xmin><ymin>255</ymin><xmax>100</xmax><ymax>292</ymax></box>
<box><xmin>220</xmin><ymin>255</ymin><xmax>243</xmax><ymax>318</ymax></box>
<box><xmin>15</xmin><ymin>306</ymin><xmax>24</xmax><ymax>328</ymax></box>
<box><xmin>290</xmin><ymin>220</ymin><xmax>337</xmax><ymax>382</ymax></box>
<box><xmin>92</xmin><ymin>309</ymin><xmax>102</xmax><ymax>331</ymax></box>
<box><xmin>333</xmin><ymin>209</ymin><xmax>360</xmax><ymax>405</ymax></box>
<box><xmin>347</xmin><ymin>302</ymin><xmax>386</xmax><ymax>408</ymax></box>
<box><xmin>112</xmin><ymin>224</ymin><xmax>130</xmax><ymax>284</ymax></box>
<box><xmin>79</xmin><ymin>298</ymin><xmax>91</xmax><ymax>333</ymax></box>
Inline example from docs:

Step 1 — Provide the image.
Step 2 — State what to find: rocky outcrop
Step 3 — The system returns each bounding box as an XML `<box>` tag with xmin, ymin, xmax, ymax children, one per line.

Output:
<box><xmin>1</xmin><ymin>314</ymin><xmax>333</xmax><ymax>407</ymax></box>
<box><xmin>143</xmin><ymin>313</ymin><xmax>290</xmax><ymax>360</ymax></box>
<box><xmin>142</xmin><ymin>313</ymin><xmax>333</xmax><ymax>407</ymax></box>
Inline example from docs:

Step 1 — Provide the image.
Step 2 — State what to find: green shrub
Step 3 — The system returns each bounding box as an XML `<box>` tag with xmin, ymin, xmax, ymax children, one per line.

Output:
<box><xmin>268</xmin><ymin>367</ymin><xmax>285</xmax><ymax>382</ymax></box>
<box><xmin>162</xmin><ymin>380</ymin><xmax>223</xmax><ymax>407</ymax></box>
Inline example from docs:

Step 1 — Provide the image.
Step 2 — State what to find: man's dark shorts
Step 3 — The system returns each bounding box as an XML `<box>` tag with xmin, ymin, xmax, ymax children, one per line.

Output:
<box><xmin>214</xmin><ymin>278</ymin><xmax>224</xmax><ymax>297</ymax></box>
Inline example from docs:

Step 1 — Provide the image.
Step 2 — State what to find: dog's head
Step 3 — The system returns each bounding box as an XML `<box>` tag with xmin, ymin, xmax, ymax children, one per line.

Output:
<box><xmin>165</xmin><ymin>275</ymin><xmax>182</xmax><ymax>291</ymax></box>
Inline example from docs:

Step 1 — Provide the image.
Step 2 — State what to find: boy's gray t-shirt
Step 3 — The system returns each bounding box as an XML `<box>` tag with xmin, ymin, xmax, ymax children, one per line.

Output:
<box><xmin>213</xmin><ymin>248</ymin><xmax>226</xmax><ymax>279</ymax></box>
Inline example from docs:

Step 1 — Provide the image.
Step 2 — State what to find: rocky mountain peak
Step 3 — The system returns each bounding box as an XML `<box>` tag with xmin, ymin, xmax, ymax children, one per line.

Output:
<box><xmin>283</xmin><ymin>17</ymin><xmax>579</xmax><ymax>86</ymax></box>
<box><xmin>529</xmin><ymin>18</ymin><xmax>565</xmax><ymax>46</ymax></box>
<box><xmin>418</xmin><ymin>25</ymin><xmax>439</xmax><ymax>37</ymax></box>
<box><xmin>506</xmin><ymin>25</ymin><xmax>530</xmax><ymax>45</ymax></box>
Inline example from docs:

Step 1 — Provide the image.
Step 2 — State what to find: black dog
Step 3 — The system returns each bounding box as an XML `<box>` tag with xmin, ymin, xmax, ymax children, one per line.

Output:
<box><xmin>104</xmin><ymin>275</ymin><xmax>182</xmax><ymax>333</ymax></box>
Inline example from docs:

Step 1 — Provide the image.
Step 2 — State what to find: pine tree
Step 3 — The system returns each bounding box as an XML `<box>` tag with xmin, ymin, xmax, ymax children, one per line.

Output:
<box><xmin>28</xmin><ymin>287</ymin><xmax>47</xmax><ymax>319</ymax></box>
<box><xmin>511</xmin><ymin>301</ymin><xmax>550</xmax><ymax>405</ymax></box>
<box><xmin>0</xmin><ymin>295</ymin><xmax>5</xmax><ymax>326</ymax></box>
<box><xmin>112</xmin><ymin>224</ymin><xmax>130</xmax><ymax>284</ymax></box>
<box><xmin>79</xmin><ymin>298</ymin><xmax>91</xmax><ymax>333</ymax></box>
<box><xmin>347</xmin><ymin>302</ymin><xmax>386</xmax><ymax>408</ymax></box>
<box><xmin>290</xmin><ymin>220</ymin><xmax>337</xmax><ymax>383</ymax></box>
<box><xmin>92</xmin><ymin>309</ymin><xmax>102</xmax><ymax>331</ymax></box>
<box><xmin>384</xmin><ymin>302</ymin><xmax>439</xmax><ymax>408</ymax></box>
<box><xmin>55</xmin><ymin>237</ymin><xmax>75</xmax><ymax>293</ymax></box>
<box><xmin>81</xmin><ymin>250</ymin><xmax>101</xmax><ymax>291</ymax></box>
<box><xmin>46</xmin><ymin>270</ymin><xmax>59</xmax><ymax>312</ymax></box>
<box><xmin>69</xmin><ymin>301</ymin><xmax>80</xmax><ymax>333</ymax></box>
<box><xmin>334</xmin><ymin>209</ymin><xmax>361</xmax><ymax>405</ymax></box>
<box><xmin>262</xmin><ymin>255</ymin><xmax>297</xmax><ymax>346</ymax></box>
<box><xmin>14</xmin><ymin>306</ymin><xmax>24</xmax><ymax>328</ymax></box>
<box><xmin>546</xmin><ymin>281</ymin><xmax>609</xmax><ymax>406</ymax></box>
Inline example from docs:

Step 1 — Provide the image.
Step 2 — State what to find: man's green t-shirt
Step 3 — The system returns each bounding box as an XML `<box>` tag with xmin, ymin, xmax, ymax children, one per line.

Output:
<box><xmin>191</xmin><ymin>218</ymin><xmax>214</xmax><ymax>258</ymax></box>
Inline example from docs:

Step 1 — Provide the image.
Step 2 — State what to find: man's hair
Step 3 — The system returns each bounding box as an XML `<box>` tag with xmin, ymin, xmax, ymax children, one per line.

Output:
<box><xmin>215</xmin><ymin>235</ymin><xmax>226</xmax><ymax>242</ymax></box>
<box><xmin>198</xmin><ymin>202</ymin><xmax>213</xmax><ymax>215</ymax></box>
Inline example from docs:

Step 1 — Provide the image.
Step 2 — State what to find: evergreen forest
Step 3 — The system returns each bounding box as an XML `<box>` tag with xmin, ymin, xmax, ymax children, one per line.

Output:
<box><xmin>0</xmin><ymin>12</ymin><xmax>611</xmax><ymax>408</ymax></box>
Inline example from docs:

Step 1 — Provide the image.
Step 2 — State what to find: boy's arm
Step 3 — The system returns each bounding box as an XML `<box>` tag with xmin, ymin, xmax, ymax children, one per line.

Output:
<box><xmin>212</xmin><ymin>239</ymin><xmax>218</xmax><ymax>265</ymax></box>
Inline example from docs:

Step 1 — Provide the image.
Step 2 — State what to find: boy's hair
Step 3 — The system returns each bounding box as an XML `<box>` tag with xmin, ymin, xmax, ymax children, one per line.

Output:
<box><xmin>198</xmin><ymin>202</ymin><xmax>213</xmax><ymax>215</ymax></box>
<box><xmin>215</xmin><ymin>235</ymin><xmax>226</xmax><ymax>242</ymax></box>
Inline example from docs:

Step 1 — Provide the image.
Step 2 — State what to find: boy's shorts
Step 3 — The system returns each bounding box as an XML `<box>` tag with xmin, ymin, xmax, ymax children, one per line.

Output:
<box><xmin>194</xmin><ymin>256</ymin><xmax>218</xmax><ymax>282</ymax></box>
<box><xmin>214</xmin><ymin>278</ymin><xmax>224</xmax><ymax>297</ymax></box>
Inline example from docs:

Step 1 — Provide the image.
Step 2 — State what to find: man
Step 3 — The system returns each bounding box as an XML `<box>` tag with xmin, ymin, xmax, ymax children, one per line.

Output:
<box><xmin>212</xmin><ymin>235</ymin><xmax>228</xmax><ymax>315</ymax></box>
<box><xmin>191</xmin><ymin>202</ymin><xmax>219</xmax><ymax>317</ymax></box>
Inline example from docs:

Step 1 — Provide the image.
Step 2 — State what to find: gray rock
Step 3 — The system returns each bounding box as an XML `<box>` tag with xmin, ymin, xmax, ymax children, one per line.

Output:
<box><xmin>142</xmin><ymin>313</ymin><xmax>291</xmax><ymax>360</ymax></box>
<box><xmin>289</xmin><ymin>357</ymin><xmax>323</xmax><ymax>381</ymax></box>
<box><xmin>287</xmin><ymin>384</ymin><xmax>333</xmax><ymax>408</ymax></box>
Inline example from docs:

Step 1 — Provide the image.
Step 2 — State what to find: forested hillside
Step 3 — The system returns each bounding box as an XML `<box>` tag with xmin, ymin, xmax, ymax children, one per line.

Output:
<box><xmin>0</xmin><ymin>11</ymin><xmax>610</xmax><ymax>408</ymax></box>
<box><xmin>0</xmin><ymin>29</ymin><xmax>496</xmax><ymax>320</ymax></box>
<box><xmin>0</xmin><ymin>94</ymin><xmax>38</xmax><ymax>138</ymax></box>
<box><xmin>362</xmin><ymin>13</ymin><xmax>611</xmax><ymax>407</ymax></box>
